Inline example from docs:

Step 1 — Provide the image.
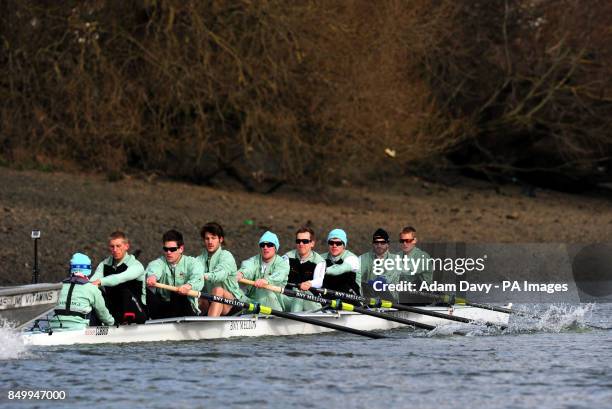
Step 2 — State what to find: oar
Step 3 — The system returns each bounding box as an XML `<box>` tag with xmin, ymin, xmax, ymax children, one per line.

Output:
<box><xmin>152</xmin><ymin>282</ymin><xmax>385</xmax><ymax>339</ymax></box>
<box><xmin>369</xmin><ymin>286</ymin><xmax>610</xmax><ymax>330</ymax></box>
<box><xmin>292</xmin><ymin>283</ymin><xmax>507</xmax><ymax>330</ymax></box>
<box><xmin>153</xmin><ymin>282</ymin><xmax>202</xmax><ymax>297</ymax></box>
<box><xmin>238</xmin><ymin>279</ymin><xmax>455</xmax><ymax>333</ymax></box>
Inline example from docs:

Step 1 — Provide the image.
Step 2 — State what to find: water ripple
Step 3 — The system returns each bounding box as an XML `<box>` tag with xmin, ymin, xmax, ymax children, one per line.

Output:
<box><xmin>1</xmin><ymin>305</ymin><xmax>611</xmax><ymax>408</ymax></box>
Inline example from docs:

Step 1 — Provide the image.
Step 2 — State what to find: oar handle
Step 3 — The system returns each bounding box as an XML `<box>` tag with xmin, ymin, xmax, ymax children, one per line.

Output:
<box><xmin>154</xmin><ymin>282</ymin><xmax>201</xmax><ymax>298</ymax></box>
<box><xmin>238</xmin><ymin>278</ymin><xmax>283</xmax><ymax>293</ymax></box>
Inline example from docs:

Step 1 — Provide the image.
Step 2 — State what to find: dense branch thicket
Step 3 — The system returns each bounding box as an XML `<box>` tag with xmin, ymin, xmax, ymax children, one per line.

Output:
<box><xmin>1</xmin><ymin>0</ymin><xmax>611</xmax><ymax>190</ymax></box>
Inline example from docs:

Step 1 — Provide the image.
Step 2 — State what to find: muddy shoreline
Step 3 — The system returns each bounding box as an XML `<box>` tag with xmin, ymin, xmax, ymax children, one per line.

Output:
<box><xmin>1</xmin><ymin>168</ymin><xmax>610</xmax><ymax>285</ymax></box>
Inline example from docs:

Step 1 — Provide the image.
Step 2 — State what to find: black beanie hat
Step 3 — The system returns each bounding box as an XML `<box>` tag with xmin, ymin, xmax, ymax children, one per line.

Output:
<box><xmin>372</xmin><ymin>228</ymin><xmax>389</xmax><ymax>242</ymax></box>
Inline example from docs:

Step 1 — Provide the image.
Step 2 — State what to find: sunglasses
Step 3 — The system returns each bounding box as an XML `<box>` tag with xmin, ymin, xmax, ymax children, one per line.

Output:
<box><xmin>399</xmin><ymin>238</ymin><xmax>415</xmax><ymax>243</ymax></box>
<box><xmin>259</xmin><ymin>242</ymin><xmax>275</xmax><ymax>249</ymax></box>
<box><xmin>163</xmin><ymin>246</ymin><xmax>180</xmax><ymax>253</ymax></box>
<box><xmin>295</xmin><ymin>239</ymin><xmax>311</xmax><ymax>244</ymax></box>
<box><xmin>373</xmin><ymin>240</ymin><xmax>388</xmax><ymax>245</ymax></box>
<box><xmin>328</xmin><ymin>240</ymin><xmax>344</xmax><ymax>247</ymax></box>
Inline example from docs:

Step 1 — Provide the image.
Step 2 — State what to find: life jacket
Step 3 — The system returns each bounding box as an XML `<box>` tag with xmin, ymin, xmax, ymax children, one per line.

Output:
<box><xmin>54</xmin><ymin>275</ymin><xmax>90</xmax><ymax>318</ymax></box>
<box><xmin>103</xmin><ymin>263</ymin><xmax>142</xmax><ymax>296</ymax></box>
<box><xmin>287</xmin><ymin>257</ymin><xmax>317</xmax><ymax>285</ymax></box>
<box><xmin>322</xmin><ymin>258</ymin><xmax>361</xmax><ymax>295</ymax></box>
<box><xmin>102</xmin><ymin>263</ymin><xmax>147</xmax><ymax>323</ymax></box>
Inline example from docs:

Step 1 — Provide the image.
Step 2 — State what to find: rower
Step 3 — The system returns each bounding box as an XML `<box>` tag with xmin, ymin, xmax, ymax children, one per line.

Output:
<box><xmin>359</xmin><ymin>228</ymin><xmax>401</xmax><ymax>302</ymax></box>
<box><xmin>90</xmin><ymin>231</ymin><xmax>147</xmax><ymax>324</ymax></box>
<box><xmin>281</xmin><ymin>227</ymin><xmax>326</xmax><ymax>312</ymax></box>
<box><xmin>321</xmin><ymin>228</ymin><xmax>361</xmax><ymax>295</ymax></box>
<box><xmin>236</xmin><ymin>231</ymin><xmax>289</xmax><ymax>311</ymax></box>
<box><xmin>50</xmin><ymin>253</ymin><xmax>114</xmax><ymax>331</ymax></box>
<box><xmin>397</xmin><ymin>226</ymin><xmax>433</xmax><ymax>305</ymax></box>
<box><xmin>196</xmin><ymin>222</ymin><xmax>246</xmax><ymax>316</ymax></box>
<box><xmin>398</xmin><ymin>226</ymin><xmax>433</xmax><ymax>284</ymax></box>
<box><xmin>145</xmin><ymin>230</ymin><xmax>204</xmax><ymax>318</ymax></box>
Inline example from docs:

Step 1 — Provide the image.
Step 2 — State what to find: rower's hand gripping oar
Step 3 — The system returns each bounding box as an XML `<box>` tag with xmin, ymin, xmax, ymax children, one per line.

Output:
<box><xmin>238</xmin><ymin>279</ymin><xmax>457</xmax><ymax>333</ymax></box>
<box><xmin>152</xmin><ymin>282</ymin><xmax>385</xmax><ymax>339</ymax></box>
<box><xmin>290</xmin><ymin>283</ymin><xmax>507</xmax><ymax>330</ymax></box>
<box><xmin>153</xmin><ymin>282</ymin><xmax>202</xmax><ymax>298</ymax></box>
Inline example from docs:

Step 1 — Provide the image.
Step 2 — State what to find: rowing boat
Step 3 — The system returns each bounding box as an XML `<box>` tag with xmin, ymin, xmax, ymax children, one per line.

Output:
<box><xmin>23</xmin><ymin>305</ymin><xmax>510</xmax><ymax>346</ymax></box>
<box><xmin>0</xmin><ymin>283</ymin><xmax>62</xmax><ymax>328</ymax></box>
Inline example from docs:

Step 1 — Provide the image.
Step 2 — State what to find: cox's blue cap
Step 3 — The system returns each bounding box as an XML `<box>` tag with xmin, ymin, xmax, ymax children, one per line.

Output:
<box><xmin>70</xmin><ymin>252</ymin><xmax>92</xmax><ymax>276</ymax></box>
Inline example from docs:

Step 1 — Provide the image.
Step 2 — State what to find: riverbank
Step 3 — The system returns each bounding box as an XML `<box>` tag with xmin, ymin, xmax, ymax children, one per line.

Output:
<box><xmin>1</xmin><ymin>168</ymin><xmax>610</xmax><ymax>284</ymax></box>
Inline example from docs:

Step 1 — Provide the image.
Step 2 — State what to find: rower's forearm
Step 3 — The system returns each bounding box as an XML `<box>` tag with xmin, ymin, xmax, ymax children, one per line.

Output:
<box><xmin>325</xmin><ymin>264</ymin><xmax>353</xmax><ymax>275</ymax></box>
<box><xmin>101</xmin><ymin>265</ymin><xmax>145</xmax><ymax>287</ymax></box>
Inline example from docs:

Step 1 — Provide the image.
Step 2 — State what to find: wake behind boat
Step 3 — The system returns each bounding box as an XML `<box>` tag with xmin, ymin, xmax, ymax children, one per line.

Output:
<box><xmin>23</xmin><ymin>304</ymin><xmax>510</xmax><ymax>346</ymax></box>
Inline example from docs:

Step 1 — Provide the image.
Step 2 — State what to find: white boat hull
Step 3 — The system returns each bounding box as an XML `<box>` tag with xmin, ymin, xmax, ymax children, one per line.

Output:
<box><xmin>23</xmin><ymin>305</ymin><xmax>510</xmax><ymax>346</ymax></box>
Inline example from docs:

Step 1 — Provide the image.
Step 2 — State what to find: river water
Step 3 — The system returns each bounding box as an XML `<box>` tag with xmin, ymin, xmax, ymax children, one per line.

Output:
<box><xmin>1</xmin><ymin>304</ymin><xmax>611</xmax><ymax>409</ymax></box>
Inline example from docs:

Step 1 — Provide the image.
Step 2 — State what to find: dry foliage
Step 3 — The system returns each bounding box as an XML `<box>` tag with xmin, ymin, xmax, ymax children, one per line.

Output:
<box><xmin>1</xmin><ymin>0</ymin><xmax>610</xmax><ymax>189</ymax></box>
<box><xmin>421</xmin><ymin>0</ymin><xmax>612</xmax><ymax>186</ymax></box>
